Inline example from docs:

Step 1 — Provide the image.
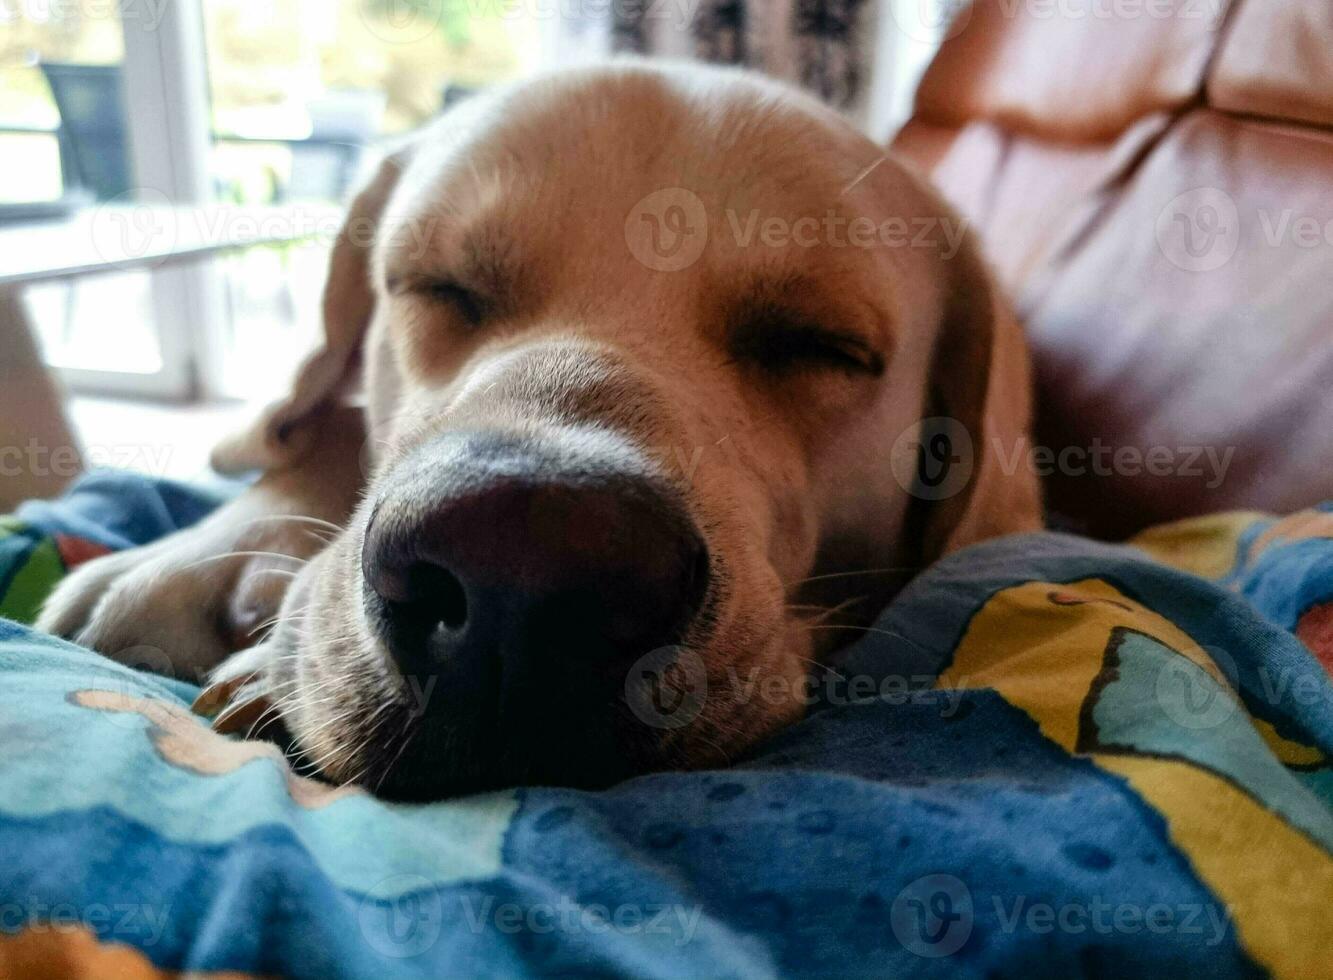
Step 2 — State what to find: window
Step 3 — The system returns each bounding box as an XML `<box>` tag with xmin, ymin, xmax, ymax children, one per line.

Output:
<box><xmin>199</xmin><ymin>0</ymin><xmax>543</xmax><ymax>400</ymax></box>
<box><xmin>0</xmin><ymin>3</ymin><xmax>166</xmax><ymax>382</ymax></box>
<box><xmin>3</xmin><ymin>0</ymin><xmax>556</xmax><ymax>401</ymax></box>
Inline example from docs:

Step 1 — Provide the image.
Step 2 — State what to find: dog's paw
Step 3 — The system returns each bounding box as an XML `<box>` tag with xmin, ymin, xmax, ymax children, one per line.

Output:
<box><xmin>36</xmin><ymin>546</ymin><xmax>146</xmax><ymax>643</ymax></box>
<box><xmin>36</xmin><ymin>516</ymin><xmax>321</xmax><ymax>681</ymax></box>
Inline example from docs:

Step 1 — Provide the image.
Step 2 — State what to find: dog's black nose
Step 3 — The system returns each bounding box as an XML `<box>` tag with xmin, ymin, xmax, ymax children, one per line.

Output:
<box><xmin>362</xmin><ymin>466</ymin><xmax>709</xmax><ymax>712</ymax></box>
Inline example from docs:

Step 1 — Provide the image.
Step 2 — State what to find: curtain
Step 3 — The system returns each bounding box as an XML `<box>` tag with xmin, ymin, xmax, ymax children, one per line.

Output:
<box><xmin>612</xmin><ymin>0</ymin><xmax>873</xmax><ymax>110</ymax></box>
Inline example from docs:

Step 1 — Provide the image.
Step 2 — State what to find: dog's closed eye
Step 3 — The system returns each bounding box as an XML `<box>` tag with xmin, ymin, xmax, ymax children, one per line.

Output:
<box><xmin>731</xmin><ymin>319</ymin><xmax>885</xmax><ymax>377</ymax></box>
<box><xmin>419</xmin><ymin>279</ymin><xmax>488</xmax><ymax>327</ymax></box>
<box><xmin>387</xmin><ymin>275</ymin><xmax>489</xmax><ymax>328</ymax></box>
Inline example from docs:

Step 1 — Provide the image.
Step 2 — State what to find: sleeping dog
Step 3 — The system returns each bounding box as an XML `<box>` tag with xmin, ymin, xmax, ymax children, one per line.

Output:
<box><xmin>38</xmin><ymin>62</ymin><xmax>1040</xmax><ymax>800</ymax></box>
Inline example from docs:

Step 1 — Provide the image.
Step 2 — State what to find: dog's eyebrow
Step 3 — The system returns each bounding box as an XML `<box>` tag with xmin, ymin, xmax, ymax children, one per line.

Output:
<box><xmin>381</xmin><ymin>220</ymin><xmax>516</xmax><ymax>302</ymax></box>
<box><xmin>729</xmin><ymin>272</ymin><xmax>886</xmax><ymax>345</ymax></box>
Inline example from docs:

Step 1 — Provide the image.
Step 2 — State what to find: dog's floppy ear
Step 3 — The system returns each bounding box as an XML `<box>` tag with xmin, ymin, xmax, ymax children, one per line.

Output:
<box><xmin>211</xmin><ymin>146</ymin><xmax>412</xmax><ymax>474</ymax></box>
<box><xmin>911</xmin><ymin>230</ymin><xmax>1043</xmax><ymax>561</ymax></box>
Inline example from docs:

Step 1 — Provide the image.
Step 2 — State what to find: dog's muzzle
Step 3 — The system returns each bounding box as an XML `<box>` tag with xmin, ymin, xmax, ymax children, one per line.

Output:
<box><xmin>359</xmin><ymin>431</ymin><xmax>710</xmax><ymax>797</ymax></box>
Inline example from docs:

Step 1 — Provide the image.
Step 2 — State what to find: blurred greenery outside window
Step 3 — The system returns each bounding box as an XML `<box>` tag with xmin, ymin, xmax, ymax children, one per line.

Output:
<box><xmin>0</xmin><ymin>3</ymin><xmax>160</xmax><ymax>374</ymax></box>
<box><xmin>199</xmin><ymin>0</ymin><xmax>536</xmax><ymax>398</ymax></box>
<box><xmin>2</xmin><ymin>0</ymin><xmax>533</xmax><ymax>204</ymax></box>
<box><xmin>0</xmin><ymin>3</ymin><xmax>123</xmax><ymax>203</ymax></box>
<box><xmin>204</xmin><ymin>0</ymin><xmax>534</xmax><ymax>206</ymax></box>
<box><xmin>1</xmin><ymin>0</ymin><xmax>534</xmax><ymax>397</ymax></box>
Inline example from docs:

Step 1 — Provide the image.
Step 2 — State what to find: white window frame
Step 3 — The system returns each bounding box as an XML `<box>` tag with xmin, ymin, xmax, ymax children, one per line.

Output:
<box><xmin>58</xmin><ymin>0</ymin><xmax>223</xmax><ymax>401</ymax></box>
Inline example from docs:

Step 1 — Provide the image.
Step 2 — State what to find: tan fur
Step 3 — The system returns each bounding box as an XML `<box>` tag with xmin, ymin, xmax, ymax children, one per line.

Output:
<box><xmin>38</xmin><ymin>62</ymin><xmax>1040</xmax><ymax>790</ymax></box>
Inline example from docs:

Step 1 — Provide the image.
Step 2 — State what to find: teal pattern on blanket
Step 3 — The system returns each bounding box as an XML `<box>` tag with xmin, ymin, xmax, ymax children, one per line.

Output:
<box><xmin>0</xmin><ymin>472</ymin><xmax>1330</xmax><ymax>977</ymax></box>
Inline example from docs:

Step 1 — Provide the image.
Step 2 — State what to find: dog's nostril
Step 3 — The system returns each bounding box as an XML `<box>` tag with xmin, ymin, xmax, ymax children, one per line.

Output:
<box><xmin>376</xmin><ymin>562</ymin><xmax>469</xmax><ymax>662</ymax></box>
<box><xmin>403</xmin><ymin>561</ymin><xmax>468</xmax><ymax>630</ymax></box>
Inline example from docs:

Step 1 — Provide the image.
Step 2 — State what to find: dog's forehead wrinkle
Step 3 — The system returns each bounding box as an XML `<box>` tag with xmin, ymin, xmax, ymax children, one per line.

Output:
<box><xmin>393</xmin><ymin>62</ymin><xmax>865</xmax><ymax>246</ymax></box>
<box><xmin>378</xmin><ymin>204</ymin><xmax>516</xmax><ymax>295</ymax></box>
<box><xmin>431</xmin><ymin>339</ymin><xmax>683</xmax><ymax>449</ymax></box>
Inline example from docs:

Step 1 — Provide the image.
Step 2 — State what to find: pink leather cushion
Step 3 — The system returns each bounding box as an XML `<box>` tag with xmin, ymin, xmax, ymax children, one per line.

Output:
<box><xmin>950</xmin><ymin>117</ymin><xmax>1171</xmax><ymax>289</ymax></box>
<box><xmin>894</xmin><ymin>119</ymin><xmax>1008</xmax><ymax>227</ymax></box>
<box><xmin>913</xmin><ymin>0</ymin><xmax>1227</xmax><ymax>142</ymax></box>
<box><xmin>894</xmin><ymin>0</ymin><xmax>1333</xmax><ymax>536</ymax></box>
<box><xmin>1018</xmin><ymin>110</ymin><xmax>1333</xmax><ymax>535</ymax></box>
<box><xmin>1209</xmin><ymin>0</ymin><xmax>1333</xmax><ymax>128</ymax></box>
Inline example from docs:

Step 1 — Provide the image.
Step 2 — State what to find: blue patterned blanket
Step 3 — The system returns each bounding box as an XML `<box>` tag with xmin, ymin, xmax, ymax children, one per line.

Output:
<box><xmin>1</xmin><ymin>472</ymin><xmax>1331</xmax><ymax>977</ymax></box>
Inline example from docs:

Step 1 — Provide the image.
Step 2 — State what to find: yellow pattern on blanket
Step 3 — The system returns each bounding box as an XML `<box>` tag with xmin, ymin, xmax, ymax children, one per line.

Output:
<box><xmin>935</xmin><ymin>578</ymin><xmax>1333</xmax><ymax>980</ymax></box>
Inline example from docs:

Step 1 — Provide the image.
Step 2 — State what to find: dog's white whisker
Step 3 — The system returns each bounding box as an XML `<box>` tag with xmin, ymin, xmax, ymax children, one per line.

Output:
<box><xmin>787</xmin><ymin>595</ymin><xmax>868</xmax><ymax>627</ymax></box>
<box><xmin>226</xmin><ymin>681</ymin><xmax>326</xmax><ymax>741</ymax></box>
<box><xmin>345</xmin><ymin>712</ymin><xmax>404</xmax><ymax>780</ymax></box>
<box><xmin>790</xmin><ymin>653</ymin><xmax>847</xmax><ymax>681</ymax></box>
<box><xmin>246</xmin><ymin>615</ymin><xmax>287</xmax><ymax>636</ymax></box>
<box><xmin>794</xmin><ymin>567</ymin><xmax>918</xmax><ymax>586</ymax></box>
<box><xmin>840</xmin><ymin>153</ymin><xmax>888</xmax><ymax>196</ymax></box>
<box><xmin>234</xmin><ymin>515</ymin><xmax>344</xmax><ymax>534</ymax></box>
<box><xmin>801</xmin><ymin>623</ymin><xmax>933</xmax><ymax>655</ymax></box>
<box><xmin>180</xmin><ymin>550</ymin><xmax>308</xmax><ymax>573</ymax></box>
<box><xmin>690</xmin><ymin>729</ymin><xmax>734</xmax><ymax>766</ymax></box>
<box><xmin>355</xmin><ymin>697</ymin><xmax>401</xmax><ymax>742</ymax></box>
<box><xmin>294</xmin><ymin>715</ymin><xmax>364</xmax><ymax>773</ymax></box>
<box><xmin>373</xmin><ymin>722</ymin><xmax>420</xmax><ymax>793</ymax></box>
<box><xmin>242</xmin><ymin>696</ymin><xmax>292</xmax><ymax>742</ymax></box>
<box><xmin>245</xmin><ymin>568</ymin><xmax>300</xmax><ymax>581</ymax></box>
<box><xmin>302</xmin><ymin>719</ymin><xmax>371</xmax><ymax>776</ymax></box>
